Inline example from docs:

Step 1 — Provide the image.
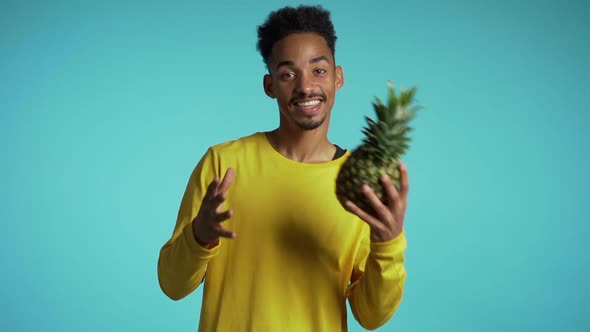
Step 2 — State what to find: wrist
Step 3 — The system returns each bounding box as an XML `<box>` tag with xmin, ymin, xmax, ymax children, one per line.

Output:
<box><xmin>192</xmin><ymin>219</ymin><xmax>219</xmax><ymax>249</ymax></box>
<box><xmin>197</xmin><ymin>237</ymin><xmax>219</xmax><ymax>249</ymax></box>
<box><xmin>370</xmin><ymin>228</ymin><xmax>402</xmax><ymax>243</ymax></box>
<box><xmin>369</xmin><ymin>231</ymin><xmax>407</xmax><ymax>256</ymax></box>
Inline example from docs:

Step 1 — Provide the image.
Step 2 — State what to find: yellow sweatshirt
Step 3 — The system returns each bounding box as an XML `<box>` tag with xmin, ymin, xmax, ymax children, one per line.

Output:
<box><xmin>158</xmin><ymin>132</ymin><xmax>407</xmax><ymax>331</ymax></box>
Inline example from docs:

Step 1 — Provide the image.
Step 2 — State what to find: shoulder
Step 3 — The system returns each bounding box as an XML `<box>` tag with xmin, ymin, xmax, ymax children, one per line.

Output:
<box><xmin>191</xmin><ymin>132</ymin><xmax>263</xmax><ymax>177</ymax></box>
<box><xmin>208</xmin><ymin>132</ymin><xmax>265</xmax><ymax>158</ymax></box>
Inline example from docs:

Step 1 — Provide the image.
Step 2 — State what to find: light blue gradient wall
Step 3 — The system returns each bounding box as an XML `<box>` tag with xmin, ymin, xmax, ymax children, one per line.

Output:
<box><xmin>1</xmin><ymin>0</ymin><xmax>588</xmax><ymax>331</ymax></box>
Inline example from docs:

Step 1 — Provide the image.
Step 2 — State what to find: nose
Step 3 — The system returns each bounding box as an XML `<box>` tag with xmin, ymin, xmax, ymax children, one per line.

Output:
<box><xmin>295</xmin><ymin>71</ymin><xmax>313</xmax><ymax>94</ymax></box>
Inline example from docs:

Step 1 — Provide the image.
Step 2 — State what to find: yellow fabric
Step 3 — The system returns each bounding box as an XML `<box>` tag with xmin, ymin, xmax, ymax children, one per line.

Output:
<box><xmin>158</xmin><ymin>132</ymin><xmax>407</xmax><ymax>331</ymax></box>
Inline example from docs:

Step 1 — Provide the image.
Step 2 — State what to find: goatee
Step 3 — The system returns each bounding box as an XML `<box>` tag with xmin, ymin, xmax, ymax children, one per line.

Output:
<box><xmin>297</xmin><ymin>114</ymin><xmax>326</xmax><ymax>130</ymax></box>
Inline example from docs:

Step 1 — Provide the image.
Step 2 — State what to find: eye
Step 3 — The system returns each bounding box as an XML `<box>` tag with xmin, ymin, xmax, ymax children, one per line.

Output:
<box><xmin>314</xmin><ymin>68</ymin><xmax>327</xmax><ymax>75</ymax></box>
<box><xmin>280</xmin><ymin>72</ymin><xmax>295</xmax><ymax>80</ymax></box>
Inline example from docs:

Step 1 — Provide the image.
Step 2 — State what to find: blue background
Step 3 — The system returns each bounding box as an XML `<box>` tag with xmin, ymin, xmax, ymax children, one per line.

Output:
<box><xmin>2</xmin><ymin>0</ymin><xmax>589</xmax><ymax>331</ymax></box>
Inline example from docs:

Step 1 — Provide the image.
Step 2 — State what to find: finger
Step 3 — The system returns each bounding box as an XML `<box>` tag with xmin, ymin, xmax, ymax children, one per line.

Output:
<box><xmin>399</xmin><ymin>162</ymin><xmax>410</xmax><ymax>197</ymax></box>
<box><xmin>213</xmin><ymin>209</ymin><xmax>233</xmax><ymax>223</ymax></box>
<box><xmin>217</xmin><ymin>168</ymin><xmax>235</xmax><ymax>195</ymax></box>
<box><xmin>344</xmin><ymin>200</ymin><xmax>386</xmax><ymax>232</ymax></box>
<box><xmin>204</xmin><ymin>176</ymin><xmax>221</xmax><ymax>200</ymax></box>
<box><xmin>207</xmin><ymin>191</ymin><xmax>227</xmax><ymax>212</ymax></box>
<box><xmin>361</xmin><ymin>184</ymin><xmax>391</xmax><ymax>221</ymax></box>
<box><xmin>381</xmin><ymin>173</ymin><xmax>400</xmax><ymax>209</ymax></box>
<box><xmin>213</xmin><ymin>225</ymin><xmax>236</xmax><ymax>239</ymax></box>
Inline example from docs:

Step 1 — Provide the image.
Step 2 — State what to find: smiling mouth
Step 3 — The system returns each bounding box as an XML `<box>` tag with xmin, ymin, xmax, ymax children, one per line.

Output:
<box><xmin>294</xmin><ymin>99</ymin><xmax>321</xmax><ymax>107</ymax></box>
<box><xmin>292</xmin><ymin>99</ymin><xmax>323</xmax><ymax>115</ymax></box>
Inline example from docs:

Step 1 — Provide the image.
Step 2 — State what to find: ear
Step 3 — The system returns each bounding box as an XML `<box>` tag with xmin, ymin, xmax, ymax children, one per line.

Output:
<box><xmin>335</xmin><ymin>66</ymin><xmax>344</xmax><ymax>91</ymax></box>
<box><xmin>263</xmin><ymin>74</ymin><xmax>276</xmax><ymax>98</ymax></box>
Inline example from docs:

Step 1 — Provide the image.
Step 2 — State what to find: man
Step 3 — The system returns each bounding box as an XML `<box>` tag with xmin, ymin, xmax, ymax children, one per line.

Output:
<box><xmin>158</xmin><ymin>5</ymin><xmax>409</xmax><ymax>331</ymax></box>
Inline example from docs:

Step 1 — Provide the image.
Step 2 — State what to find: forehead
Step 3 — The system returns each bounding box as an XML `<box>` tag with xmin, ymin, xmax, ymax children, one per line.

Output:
<box><xmin>269</xmin><ymin>33</ymin><xmax>333</xmax><ymax>67</ymax></box>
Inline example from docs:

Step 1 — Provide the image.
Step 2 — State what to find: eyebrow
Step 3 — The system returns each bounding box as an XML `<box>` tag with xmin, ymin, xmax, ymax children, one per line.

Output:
<box><xmin>310</xmin><ymin>55</ymin><xmax>330</xmax><ymax>64</ymax></box>
<box><xmin>275</xmin><ymin>56</ymin><xmax>331</xmax><ymax>70</ymax></box>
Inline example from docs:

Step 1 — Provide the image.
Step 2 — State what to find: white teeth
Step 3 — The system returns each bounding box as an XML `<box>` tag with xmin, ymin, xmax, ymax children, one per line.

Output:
<box><xmin>296</xmin><ymin>100</ymin><xmax>320</xmax><ymax>107</ymax></box>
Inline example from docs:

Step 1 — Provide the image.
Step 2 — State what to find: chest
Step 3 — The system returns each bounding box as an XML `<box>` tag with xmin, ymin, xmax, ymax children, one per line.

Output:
<box><xmin>224</xmin><ymin>163</ymin><xmax>364</xmax><ymax>269</ymax></box>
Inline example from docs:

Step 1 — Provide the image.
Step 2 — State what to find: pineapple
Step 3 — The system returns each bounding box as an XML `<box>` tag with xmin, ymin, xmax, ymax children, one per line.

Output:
<box><xmin>336</xmin><ymin>81</ymin><xmax>420</xmax><ymax>215</ymax></box>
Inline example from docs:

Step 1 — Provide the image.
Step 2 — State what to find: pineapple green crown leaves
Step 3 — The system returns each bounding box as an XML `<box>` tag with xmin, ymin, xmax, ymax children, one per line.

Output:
<box><xmin>336</xmin><ymin>81</ymin><xmax>421</xmax><ymax>213</ymax></box>
<box><xmin>359</xmin><ymin>81</ymin><xmax>421</xmax><ymax>164</ymax></box>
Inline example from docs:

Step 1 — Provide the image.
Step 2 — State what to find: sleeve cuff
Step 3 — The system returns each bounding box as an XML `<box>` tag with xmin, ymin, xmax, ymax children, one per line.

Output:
<box><xmin>182</xmin><ymin>223</ymin><xmax>220</xmax><ymax>259</ymax></box>
<box><xmin>370</xmin><ymin>231</ymin><xmax>407</xmax><ymax>258</ymax></box>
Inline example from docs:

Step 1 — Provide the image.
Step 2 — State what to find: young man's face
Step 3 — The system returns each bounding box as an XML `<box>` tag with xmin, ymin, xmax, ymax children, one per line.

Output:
<box><xmin>264</xmin><ymin>33</ymin><xmax>344</xmax><ymax>131</ymax></box>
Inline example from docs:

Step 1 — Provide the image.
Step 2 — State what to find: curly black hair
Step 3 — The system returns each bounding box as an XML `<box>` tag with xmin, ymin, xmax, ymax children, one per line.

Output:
<box><xmin>256</xmin><ymin>5</ymin><xmax>337</xmax><ymax>69</ymax></box>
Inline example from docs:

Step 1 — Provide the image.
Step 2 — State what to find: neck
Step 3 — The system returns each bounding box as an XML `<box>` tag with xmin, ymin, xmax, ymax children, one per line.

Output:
<box><xmin>266</xmin><ymin>126</ymin><xmax>335</xmax><ymax>163</ymax></box>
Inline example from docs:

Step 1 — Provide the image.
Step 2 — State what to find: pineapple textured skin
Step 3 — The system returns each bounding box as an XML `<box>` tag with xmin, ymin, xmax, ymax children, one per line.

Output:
<box><xmin>336</xmin><ymin>149</ymin><xmax>400</xmax><ymax>214</ymax></box>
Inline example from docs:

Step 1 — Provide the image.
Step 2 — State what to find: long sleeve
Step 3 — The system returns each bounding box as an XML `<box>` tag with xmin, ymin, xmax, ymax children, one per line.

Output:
<box><xmin>157</xmin><ymin>148</ymin><xmax>220</xmax><ymax>301</ymax></box>
<box><xmin>346</xmin><ymin>229</ymin><xmax>408</xmax><ymax>330</ymax></box>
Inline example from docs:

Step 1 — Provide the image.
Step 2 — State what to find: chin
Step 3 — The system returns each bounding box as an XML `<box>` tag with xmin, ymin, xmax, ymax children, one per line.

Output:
<box><xmin>296</xmin><ymin>116</ymin><xmax>326</xmax><ymax>130</ymax></box>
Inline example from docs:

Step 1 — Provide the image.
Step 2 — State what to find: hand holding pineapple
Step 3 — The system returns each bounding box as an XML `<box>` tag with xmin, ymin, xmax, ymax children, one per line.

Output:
<box><xmin>344</xmin><ymin>163</ymin><xmax>409</xmax><ymax>242</ymax></box>
<box><xmin>336</xmin><ymin>82</ymin><xmax>419</xmax><ymax>242</ymax></box>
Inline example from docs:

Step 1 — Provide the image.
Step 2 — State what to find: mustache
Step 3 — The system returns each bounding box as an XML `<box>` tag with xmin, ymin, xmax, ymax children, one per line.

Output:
<box><xmin>290</xmin><ymin>92</ymin><xmax>327</xmax><ymax>104</ymax></box>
